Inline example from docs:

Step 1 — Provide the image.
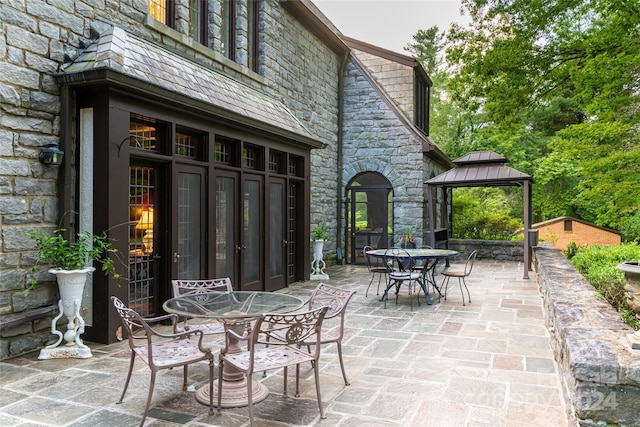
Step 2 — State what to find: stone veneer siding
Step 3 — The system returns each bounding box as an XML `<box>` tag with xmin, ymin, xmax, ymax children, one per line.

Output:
<box><xmin>534</xmin><ymin>244</ymin><xmax>640</xmax><ymax>426</ymax></box>
<box><xmin>341</xmin><ymin>56</ymin><xmax>443</xmax><ymax>236</ymax></box>
<box><xmin>448</xmin><ymin>239</ymin><xmax>525</xmax><ymax>262</ymax></box>
<box><xmin>0</xmin><ymin>0</ymin><xmax>341</xmax><ymax>358</ymax></box>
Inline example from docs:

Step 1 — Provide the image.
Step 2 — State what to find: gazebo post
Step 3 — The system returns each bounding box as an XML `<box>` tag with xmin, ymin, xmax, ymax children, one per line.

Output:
<box><xmin>427</xmin><ymin>185</ymin><xmax>435</xmax><ymax>247</ymax></box>
<box><xmin>523</xmin><ymin>180</ymin><xmax>532</xmax><ymax>279</ymax></box>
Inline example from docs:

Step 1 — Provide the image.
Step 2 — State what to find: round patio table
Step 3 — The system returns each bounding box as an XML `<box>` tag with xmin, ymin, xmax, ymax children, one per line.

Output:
<box><xmin>163</xmin><ymin>291</ymin><xmax>303</xmax><ymax>408</ymax></box>
<box><xmin>365</xmin><ymin>248</ymin><xmax>459</xmax><ymax>304</ymax></box>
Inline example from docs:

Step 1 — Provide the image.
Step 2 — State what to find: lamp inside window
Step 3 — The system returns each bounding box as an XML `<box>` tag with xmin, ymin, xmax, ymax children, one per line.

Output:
<box><xmin>136</xmin><ymin>208</ymin><xmax>154</xmax><ymax>254</ymax></box>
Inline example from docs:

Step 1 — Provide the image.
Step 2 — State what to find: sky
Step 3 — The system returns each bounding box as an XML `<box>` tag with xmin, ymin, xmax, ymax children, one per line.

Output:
<box><xmin>312</xmin><ymin>0</ymin><xmax>469</xmax><ymax>55</ymax></box>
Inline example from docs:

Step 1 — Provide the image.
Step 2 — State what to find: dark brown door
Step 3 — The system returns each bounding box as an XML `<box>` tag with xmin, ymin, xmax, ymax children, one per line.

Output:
<box><xmin>266</xmin><ymin>177</ymin><xmax>287</xmax><ymax>291</ymax></box>
<box><xmin>241</xmin><ymin>174</ymin><xmax>263</xmax><ymax>290</ymax></box>
<box><xmin>171</xmin><ymin>164</ymin><xmax>207</xmax><ymax>280</ymax></box>
<box><xmin>214</xmin><ymin>171</ymin><xmax>239</xmax><ymax>287</ymax></box>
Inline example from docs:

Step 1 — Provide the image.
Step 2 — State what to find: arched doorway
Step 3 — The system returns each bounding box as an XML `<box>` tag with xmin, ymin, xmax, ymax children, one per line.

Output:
<box><xmin>345</xmin><ymin>172</ymin><xmax>393</xmax><ymax>264</ymax></box>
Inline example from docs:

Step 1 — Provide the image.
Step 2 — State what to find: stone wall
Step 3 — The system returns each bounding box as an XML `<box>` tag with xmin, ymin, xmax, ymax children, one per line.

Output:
<box><xmin>341</xmin><ymin>56</ymin><xmax>441</xmax><ymax>236</ymax></box>
<box><xmin>448</xmin><ymin>238</ymin><xmax>525</xmax><ymax>262</ymax></box>
<box><xmin>0</xmin><ymin>0</ymin><xmax>341</xmax><ymax>359</ymax></box>
<box><xmin>534</xmin><ymin>244</ymin><xmax>640</xmax><ymax>427</ymax></box>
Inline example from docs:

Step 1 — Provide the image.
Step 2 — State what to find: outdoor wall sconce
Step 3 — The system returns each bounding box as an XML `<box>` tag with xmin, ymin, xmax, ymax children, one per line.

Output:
<box><xmin>39</xmin><ymin>141</ymin><xmax>64</xmax><ymax>165</ymax></box>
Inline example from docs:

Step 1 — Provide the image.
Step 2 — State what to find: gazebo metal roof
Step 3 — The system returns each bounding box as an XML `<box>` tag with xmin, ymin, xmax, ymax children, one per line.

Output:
<box><xmin>426</xmin><ymin>151</ymin><xmax>532</xmax><ymax>187</ymax></box>
<box><xmin>425</xmin><ymin>151</ymin><xmax>533</xmax><ymax>279</ymax></box>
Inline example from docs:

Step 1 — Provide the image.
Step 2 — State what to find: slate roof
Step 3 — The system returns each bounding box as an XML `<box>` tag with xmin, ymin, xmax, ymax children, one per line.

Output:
<box><xmin>59</xmin><ymin>26</ymin><xmax>316</xmax><ymax>143</ymax></box>
<box><xmin>426</xmin><ymin>151</ymin><xmax>532</xmax><ymax>187</ymax></box>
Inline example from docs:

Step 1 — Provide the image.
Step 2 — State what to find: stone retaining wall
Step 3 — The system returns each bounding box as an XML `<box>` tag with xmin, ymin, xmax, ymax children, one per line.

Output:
<box><xmin>448</xmin><ymin>238</ymin><xmax>524</xmax><ymax>261</ymax></box>
<box><xmin>533</xmin><ymin>244</ymin><xmax>640</xmax><ymax>427</ymax></box>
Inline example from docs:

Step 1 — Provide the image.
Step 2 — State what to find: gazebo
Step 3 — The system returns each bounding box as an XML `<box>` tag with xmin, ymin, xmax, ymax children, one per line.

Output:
<box><xmin>425</xmin><ymin>151</ymin><xmax>534</xmax><ymax>279</ymax></box>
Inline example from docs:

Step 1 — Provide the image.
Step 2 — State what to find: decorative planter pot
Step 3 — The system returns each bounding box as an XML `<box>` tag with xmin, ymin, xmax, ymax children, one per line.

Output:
<box><xmin>38</xmin><ymin>267</ymin><xmax>95</xmax><ymax>359</ymax></box>
<box><xmin>617</xmin><ymin>261</ymin><xmax>640</xmax><ymax>350</ymax></box>
<box><xmin>310</xmin><ymin>240</ymin><xmax>329</xmax><ymax>280</ymax></box>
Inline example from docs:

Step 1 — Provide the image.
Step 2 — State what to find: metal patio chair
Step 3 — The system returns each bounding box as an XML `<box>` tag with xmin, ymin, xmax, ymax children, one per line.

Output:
<box><xmin>217</xmin><ymin>307</ymin><xmax>329</xmax><ymax>426</ymax></box>
<box><xmin>383</xmin><ymin>248</ymin><xmax>423</xmax><ymax>310</ymax></box>
<box><xmin>299</xmin><ymin>282</ymin><xmax>356</xmax><ymax>385</ymax></box>
<box><xmin>364</xmin><ymin>245</ymin><xmax>387</xmax><ymax>297</ymax></box>
<box><xmin>111</xmin><ymin>296</ymin><xmax>214</xmax><ymax>427</ymax></box>
<box><xmin>171</xmin><ymin>278</ymin><xmax>233</xmax><ymax>335</ymax></box>
<box><xmin>441</xmin><ymin>250</ymin><xmax>478</xmax><ymax>306</ymax></box>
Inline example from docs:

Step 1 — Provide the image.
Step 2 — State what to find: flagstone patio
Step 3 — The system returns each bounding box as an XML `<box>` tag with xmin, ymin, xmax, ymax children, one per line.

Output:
<box><xmin>0</xmin><ymin>260</ymin><xmax>569</xmax><ymax>426</ymax></box>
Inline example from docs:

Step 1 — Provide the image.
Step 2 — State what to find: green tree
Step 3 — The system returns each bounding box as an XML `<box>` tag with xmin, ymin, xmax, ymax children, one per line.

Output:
<box><xmin>436</xmin><ymin>0</ymin><xmax>640</xmax><ymax>240</ymax></box>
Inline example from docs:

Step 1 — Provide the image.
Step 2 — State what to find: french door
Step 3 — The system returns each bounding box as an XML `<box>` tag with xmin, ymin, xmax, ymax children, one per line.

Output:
<box><xmin>241</xmin><ymin>174</ymin><xmax>263</xmax><ymax>290</ymax></box>
<box><xmin>266</xmin><ymin>177</ymin><xmax>287</xmax><ymax>291</ymax></box>
<box><xmin>172</xmin><ymin>165</ymin><xmax>207</xmax><ymax>280</ymax></box>
<box><xmin>214</xmin><ymin>173</ymin><xmax>296</xmax><ymax>291</ymax></box>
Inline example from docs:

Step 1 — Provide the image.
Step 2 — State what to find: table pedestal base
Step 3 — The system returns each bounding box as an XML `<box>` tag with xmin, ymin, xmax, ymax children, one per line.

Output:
<box><xmin>195</xmin><ymin>379</ymin><xmax>269</xmax><ymax>408</ymax></box>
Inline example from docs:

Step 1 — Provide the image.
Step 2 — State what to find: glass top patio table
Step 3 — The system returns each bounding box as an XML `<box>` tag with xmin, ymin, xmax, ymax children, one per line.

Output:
<box><xmin>364</xmin><ymin>248</ymin><xmax>459</xmax><ymax>259</ymax></box>
<box><xmin>163</xmin><ymin>291</ymin><xmax>304</xmax><ymax>319</ymax></box>
<box><xmin>365</xmin><ymin>248</ymin><xmax>459</xmax><ymax>304</ymax></box>
<box><xmin>163</xmin><ymin>291</ymin><xmax>304</xmax><ymax>409</ymax></box>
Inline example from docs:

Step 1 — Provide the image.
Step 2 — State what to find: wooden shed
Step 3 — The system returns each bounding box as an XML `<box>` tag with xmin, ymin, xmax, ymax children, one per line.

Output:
<box><xmin>521</xmin><ymin>216</ymin><xmax>621</xmax><ymax>250</ymax></box>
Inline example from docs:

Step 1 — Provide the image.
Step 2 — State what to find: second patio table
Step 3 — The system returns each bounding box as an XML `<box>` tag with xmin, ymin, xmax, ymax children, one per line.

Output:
<box><xmin>365</xmin><ymin>248</ymin><xmax>459</xmax><ymax>304</ymax></box>
<box><xmin>163</xmin><ymin>291</ymin><xmax>303</xmax><ymax>408</ymax></box>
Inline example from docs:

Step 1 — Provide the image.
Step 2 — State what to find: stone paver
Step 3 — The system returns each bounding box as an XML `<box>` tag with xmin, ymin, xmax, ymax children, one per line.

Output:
<box><xmin>0</xmin><ymin>260</ymin><xmax>569</xmax><ymax>426</ymax></box>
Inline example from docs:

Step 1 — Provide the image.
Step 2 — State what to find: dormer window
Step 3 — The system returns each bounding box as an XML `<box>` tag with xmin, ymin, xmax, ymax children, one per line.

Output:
<box><xmin>414</xmin><ymin>69</ymin><xmax>430</xmax><ymax>135</ymax></box>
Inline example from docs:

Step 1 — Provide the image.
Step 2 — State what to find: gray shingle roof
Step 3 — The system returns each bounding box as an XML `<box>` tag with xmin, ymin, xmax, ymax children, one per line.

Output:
<box><xmin>61</xmin><ymin>26</ymin><xmax>314</xmax><ymax>141</ymax></box>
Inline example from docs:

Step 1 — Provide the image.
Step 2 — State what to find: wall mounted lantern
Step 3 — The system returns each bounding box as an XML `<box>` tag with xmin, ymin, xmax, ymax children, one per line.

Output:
<box><xmin>39</xmin><ymin>141</ymin><xmax>64</xmax><ymax>165</ymax></box>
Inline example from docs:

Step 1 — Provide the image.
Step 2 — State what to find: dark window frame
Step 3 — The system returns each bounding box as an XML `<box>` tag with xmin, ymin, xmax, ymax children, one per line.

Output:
<box><xmin>189</xmin><ymin>0</ymin><xmax>208</xmax><ymax>45</ymax></box>
<box><xmin>414</xmin><ymin>69</ymin><xmax>430</xmax><ymax>135</ymax></box>
<box><xmin>222</xmin><ymin>0</ymin><xmax>237</xmax><ymax>61</ymax></box>
<box><xmin>247</xmin><ymin>0</ymin><xmax>260</xmax><ymax>72</ymax></box>
<box><xmin>149</xmin><ymin>0</ymin><xmax>176</xmax><ymax>29</ymax></box>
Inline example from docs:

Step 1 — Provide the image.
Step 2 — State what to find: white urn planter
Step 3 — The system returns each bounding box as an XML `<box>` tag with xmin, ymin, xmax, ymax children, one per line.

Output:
<box><xmin>310</xmin><ymin>239</ymin><xmax>329</xmax><ymax>280</ymax></box>
<box><xmin>38</xmin><ymin>267</ymin><xmax>95</xmax><ymax>359</ymax></box>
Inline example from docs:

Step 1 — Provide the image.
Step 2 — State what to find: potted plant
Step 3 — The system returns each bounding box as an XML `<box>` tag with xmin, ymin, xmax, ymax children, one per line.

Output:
<box><xmin>400</xmin><ymin>227</ymin><xmax>416</xmax><ymax>248</ymax></box>
<box><xmin>27</xmin><ymin>227</ymin><xmax>122</xmax><ymax>295</ymax></box>
<box><xmin>311</xmin><ymin>223</ymin><xmax>329</xmax><ymax>241</ymax></box>
<box><xmin>27</xmin><ymin>220</ymin><xmax>124</xmax><ymax>359</ymax></box>
<box><xmin>311</xmin><ymin>223</ymin><xmax>329</xmax><ymax>279</ymax></box>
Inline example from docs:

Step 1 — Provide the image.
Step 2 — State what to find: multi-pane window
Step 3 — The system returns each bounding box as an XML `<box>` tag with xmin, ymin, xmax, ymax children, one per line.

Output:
<box><xmin>269</xmin><ymin>151</ymin><xmax>284</xmax><ymax>174</ymax></box>
<box><xmin>188</xmin><ymin>0</ymin><xmax>208</xmax><ymax>45</ymax></box>
<box><xmin>414</xmin><ymin>69</ymin><xmax>430</xmax><ymax>135</ymax></box>
<box><xmin>129</xmin><ymin>114</ymin><xmax>170</xmax><ymax>153</ymax></box>
<box><xmin>149</xmin><ymin>0</ymin><xmax>175</xmax><ymax>28</ymax></box>
<box><xmin>221</xmin><ymin>0</ymin><xmax>237</xmax><ymax>60</ymax></box>
<box><xmin>243</xmin><ymin>146</ymin><xmax>256</xmax><ymax>169</ymax></box>
<box><xmin>175</xmin><ymin>126</ymin><xmax>206</xmax><ymax>160</ymax></box>
<box><xmin>130</xmin><ymin>120</ymin><xmax>158</xmax><ymax>151</ymax></box>
<box><xmin>215</xmin><ymin>138</ymin><xmax>239</xmax><ymax>165</ymax></box>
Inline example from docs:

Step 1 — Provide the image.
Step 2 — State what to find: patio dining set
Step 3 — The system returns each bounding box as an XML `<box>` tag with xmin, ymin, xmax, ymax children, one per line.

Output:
<box><xmin>110</xmin><ymin>250</ymin><xmax>478</xmax><ymax>426</ymax></box>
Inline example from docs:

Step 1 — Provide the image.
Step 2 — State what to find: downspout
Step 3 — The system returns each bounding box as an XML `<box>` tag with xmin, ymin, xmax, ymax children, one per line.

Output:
<box><xmin>336</xmin><ymin>52</ymin><xmax>350</xmax><ymax>265</ymax></box>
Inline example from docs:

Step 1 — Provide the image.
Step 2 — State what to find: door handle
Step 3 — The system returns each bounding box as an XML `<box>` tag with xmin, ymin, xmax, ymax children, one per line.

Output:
<box><xmin>236</xmin><ymin>245</ymin><xmax>243</xmax><ymax>252</ymax></box>
<box><xmin>282</xmin><ymin>240</ymin><xmax>288</xmax><ymax>246</ymax></box>
<box><xmin>173</xmin><ymin>252</ymin><xmax>180</xmax><ymax>263</ymax></box>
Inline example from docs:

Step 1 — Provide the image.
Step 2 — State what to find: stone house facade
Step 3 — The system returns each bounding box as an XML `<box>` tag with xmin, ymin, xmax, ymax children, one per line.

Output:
<box><xmin>0</xmin><ymin>0</ymin><xmax>452</xmax><ymax>358</ymax></box>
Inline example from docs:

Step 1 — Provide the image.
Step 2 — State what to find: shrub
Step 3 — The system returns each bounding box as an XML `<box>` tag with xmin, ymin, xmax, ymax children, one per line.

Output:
<box><xmin>570</xmin><ymin>243</ymin><xmax>640</xmax><ymax>329</ymax></box>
